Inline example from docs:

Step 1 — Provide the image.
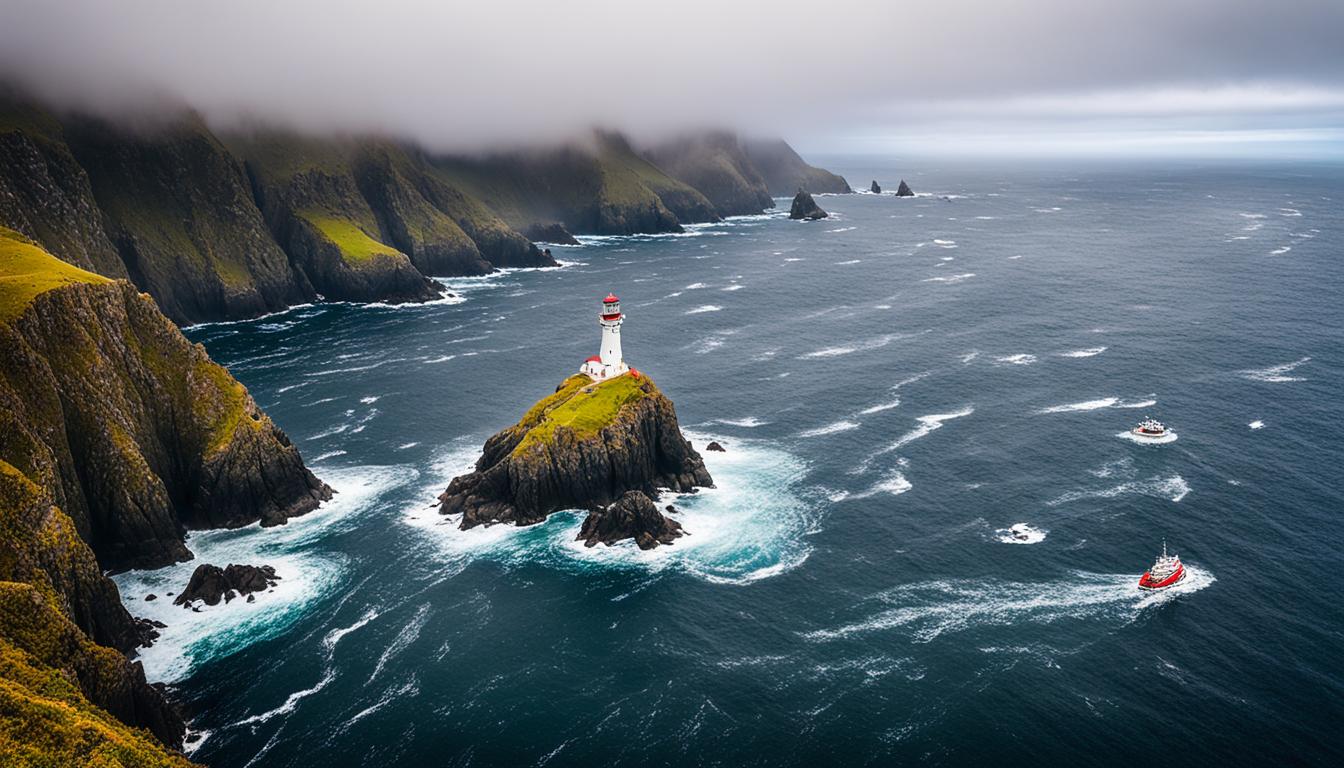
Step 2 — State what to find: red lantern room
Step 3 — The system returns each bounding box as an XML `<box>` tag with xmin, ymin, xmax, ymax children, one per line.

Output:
<box><xmin>601</xmin><ymin>293</ymin><xmax>621</xmax><ymax>321</ymax></box>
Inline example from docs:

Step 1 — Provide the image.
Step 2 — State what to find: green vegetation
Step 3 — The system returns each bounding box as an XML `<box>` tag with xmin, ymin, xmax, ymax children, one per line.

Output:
<box><xmin>0</xmin><ymin>227</ymin><xmax>110</xmax><ymax>323</ymax></box>
<box><xmin>298</xmin><ymin>211</ymin><xmax>403</xmax><ymax>263</ymax></box>
<box><xmin>513</xmin><ymin>373</ymin><xmax>652</xmax><ymax>454</ymax></box>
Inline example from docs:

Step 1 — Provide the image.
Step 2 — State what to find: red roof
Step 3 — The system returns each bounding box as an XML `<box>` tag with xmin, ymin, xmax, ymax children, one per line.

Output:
<box><xmin>603</xmin><ymin>293</ymin><xmax>619</xmax><ymax>303</ymax></box>
<box><xmin>585</xmin><ymin>355</ymin><xmax>602</xmax><ymax>362</ymax></box>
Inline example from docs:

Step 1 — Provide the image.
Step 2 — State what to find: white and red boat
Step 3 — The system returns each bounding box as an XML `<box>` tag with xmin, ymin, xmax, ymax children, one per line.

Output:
<box><xmin>1132</xmin><ymin>418</ymin><xmax>1168</xmax><ymax>438</ymax></box>
<box><xmin>1137</xmin><ymin>540</ymin><xmax>1186</xmax><ymax>591</ymax></box>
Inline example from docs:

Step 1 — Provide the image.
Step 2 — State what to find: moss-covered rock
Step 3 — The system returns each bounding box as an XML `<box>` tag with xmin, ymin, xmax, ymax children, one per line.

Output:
<box><xmin>0</xmin><ymin>94</ymin><xmax>128</xmax><ymax>280</ymax></box>
<box><xmin>439</xmin><ymin>373</ymin><xmax>712</xmax><ymax>529</ymax></box>
<box><xmin>742</xmin><ymin>137</ymin><xmax>852</xmax><ymax>197</ymax></box>
<box><xmin>0</xmin><ymin>227</ymin><xmax>330</xmax><ymax>571</ymax></box>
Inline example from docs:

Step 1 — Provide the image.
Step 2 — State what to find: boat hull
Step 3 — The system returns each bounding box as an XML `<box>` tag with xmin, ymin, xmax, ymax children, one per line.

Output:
<box><xmin>1138</xmin><ymin>565</ymin><xmax>1186</xmax><ymax>591</ymax></box>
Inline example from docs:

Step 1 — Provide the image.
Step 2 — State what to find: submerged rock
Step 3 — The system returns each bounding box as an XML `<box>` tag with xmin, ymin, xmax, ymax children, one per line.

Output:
<box><xmin>578</xmin><ymin>490</ymin><xmax>684</xmax><ymax>550</ymax></box>
<box><xmin>439</xmin><ymin>373</ymin><xmax>712</xmax><ymax>529</ymax></box>
<box><xmin>870</xmin><ymin>180</ymin><xmax>882</xmax><ymax>194</ymax></box>
<box><xmin>173</xmin><ymin>563</ymin><xmax>279</xmax><ymax>607</ymax></box>
<box><xmin>789</xmin><ymin>190</ymin><xmax>828</xmax><ymax>220</ymax></box>
<box><xmin>896</xmin><ymin>179</ymin><xmax>914</xmax><ymax>197</ymax></box>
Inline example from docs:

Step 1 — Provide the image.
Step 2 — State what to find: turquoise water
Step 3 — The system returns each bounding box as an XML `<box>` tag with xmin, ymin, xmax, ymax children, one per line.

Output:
<box><xmin>116</xmin><ymin>158</ymin><xmax>1344</xmax><ymax>766</ymax></box>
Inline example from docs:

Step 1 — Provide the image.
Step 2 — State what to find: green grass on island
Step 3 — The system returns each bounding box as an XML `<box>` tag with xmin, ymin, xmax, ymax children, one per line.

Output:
<box><xmin>298</xmin><ymin>211</ymin><xmax>403</xmax><ymax>263</ymax></box>
<box><xmin>0</xmin><ymin>227</ymin><xmax>110</xmax><ymax>323</ymax></box>
<box><xmin>513</xmin><ymin>373</ymin><xmax>652</xmax><ymax>454</ymax></box>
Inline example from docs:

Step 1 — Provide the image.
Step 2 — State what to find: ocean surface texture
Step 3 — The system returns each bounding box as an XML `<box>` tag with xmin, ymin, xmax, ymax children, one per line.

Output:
<box><xmin>114</xmin><ymin>159</ymin><xmax>1344</xmax><ymax>766</ymax></box>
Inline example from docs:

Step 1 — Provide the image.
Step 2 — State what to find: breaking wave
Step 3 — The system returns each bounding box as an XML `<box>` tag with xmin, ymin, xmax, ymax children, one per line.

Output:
<box><xmin>1048</xmin><ymin>473</ymin><xmax>1189</xmax><ymax>506</ymax></box>
<box><xmin>797</xmin><ymin>420</ymin><xmax>861</xmax><ymax>438</ymax></box>
<box><xmin>994</xmin><ymin>353</ymin><xmax>1037</xmax><ymax>366</ymax></box>
<box><xmin>1240</xmin><ymin>356</ymin><xmax>1311</xmax><ymax>382</ymax></box>
<box><xmin>922</xmin><ymin>273</ymin><xmax>976</xmax><ymax>284</ymax></box>
<box><xmin>996</xmin><ymin>523</ymin><xmax>1047</xmax><ymax>545</ymax></box>
<box><xmin>1059</xmin><ymin>346</ymin><xmax>1107</xmax><ymax>358</ymax></box>
<box><xmin>1036</xmin><ymin>395</ymin><xmax>1156</xmax><ymax>414</ymax></box>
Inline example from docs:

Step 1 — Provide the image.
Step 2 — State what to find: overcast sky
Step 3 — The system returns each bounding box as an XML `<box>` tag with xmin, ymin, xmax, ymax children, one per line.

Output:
<box><xmin>2</xmin><ymin>0</ymin><xmax>1342</xmax><ymax>156</ymax></box>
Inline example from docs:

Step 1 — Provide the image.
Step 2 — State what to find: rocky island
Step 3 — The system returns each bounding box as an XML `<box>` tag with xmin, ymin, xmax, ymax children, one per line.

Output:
<box><xmin>439</xmin><ymin>294</ymin><xmax>711</xmax><ymax>547</ymax></box>
<box><xmin>789</xmin><ymin>190</ymin><xmax>829</xmax><ymax>220</ymax></box>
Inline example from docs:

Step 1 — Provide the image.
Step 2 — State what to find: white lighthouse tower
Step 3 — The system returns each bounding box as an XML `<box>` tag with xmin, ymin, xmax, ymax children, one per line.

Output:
<box><xmin>580</xmin><ymin>293</ymin><xmax>631</xmax><ymax>380</ymax></box>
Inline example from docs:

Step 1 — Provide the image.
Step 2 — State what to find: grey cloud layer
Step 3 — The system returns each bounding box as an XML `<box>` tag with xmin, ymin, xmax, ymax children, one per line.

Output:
<box><xmin>2</xmin><ymin>0</ymin><xmax>1342</xmax><ymax>150</ymax></box>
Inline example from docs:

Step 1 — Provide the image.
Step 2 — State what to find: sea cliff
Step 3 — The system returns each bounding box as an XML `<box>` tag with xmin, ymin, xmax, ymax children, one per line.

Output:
<box><xmin>0</xmin><ymin>227</ymin><xmax>329</xmax><ymax>762</ymax></box>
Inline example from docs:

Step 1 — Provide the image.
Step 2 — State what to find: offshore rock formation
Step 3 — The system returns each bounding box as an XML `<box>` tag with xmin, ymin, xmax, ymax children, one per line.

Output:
<box><xmin>742</xmin><ymin>137</ymin><xmax>853</xmax><ymax>197</ymax></box>
<box><xmin>173</xmin><ymin>563</ymin><xmax>279</xmax><ymax>606</ymax></box>
<box><xmin>871</xmin><ymin>180</ymin><xmax>882</xmax><ymax>194</ymax></box>
<box><xmin>0</xmin><ymin>229</ymin><xmax>325</xmax><ymax>760</ymax></box>
<box><xmin>578</xmin><ymin>490</ymin><xmax>684</xmax><ymax>550</ymax></box>
<box><xmin>439</xmin><ymin>373</ymin><xmax>712</xmax><ymax>530</ymax></box>
<box><xmin>789</xmin><ymin>190</ymin><xmax>828</xmax><ymax>220</ymax></box>
<box><xmin>897</xmin><ymin>179</ymin><xmax>915</xmax><ymax>197</ymax></box>
<box><xmin>522</xmin><ymin>221</ymin><xmax>580</xmax><ymax>245</ymax></box>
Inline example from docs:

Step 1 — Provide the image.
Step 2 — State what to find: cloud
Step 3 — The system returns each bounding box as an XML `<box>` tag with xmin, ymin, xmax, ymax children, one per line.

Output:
<box><xmin>2</xmin><ymin>0</ymin><xmax>1343</xmax><ymax>153</ymax></box>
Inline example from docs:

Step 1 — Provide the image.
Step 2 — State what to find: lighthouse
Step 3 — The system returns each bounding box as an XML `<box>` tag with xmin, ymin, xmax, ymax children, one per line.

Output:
<box><xmin>579</xmin><ymin>293</ymin><xmax>631</xmax><ymax>380</ymax></box>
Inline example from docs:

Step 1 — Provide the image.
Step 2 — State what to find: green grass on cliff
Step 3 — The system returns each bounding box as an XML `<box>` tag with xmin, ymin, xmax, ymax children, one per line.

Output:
<box><xmin>298</xmin><ymin>211</ymin><xmax>403</xmax><ymax>263</ymax></box>
<box><xmin>513</xmin><ymin>373</ymin><xmax>652</xmax><ymax>454</ymax></box>
<box><xmin>0</xmin><ymin>227</ymin><xmax>110</xmax><ymax>323</ymax></box>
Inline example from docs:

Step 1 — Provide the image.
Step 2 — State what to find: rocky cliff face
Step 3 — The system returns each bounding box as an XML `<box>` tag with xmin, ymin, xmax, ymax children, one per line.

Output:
<box><xmin>439</xmin><ymin>373</ymin><xmax>712</xmax><ymax>529</ymax></box>
<box><xmin>63</xmin><ymin>115</ymin><xmax>316</xmax><ymax>325</ymax></box>
<box><xmin>0</xmin><ymin>228</ymin><xmax>330</xmax><ymax>572</ymax></box>
<box><xmin>0</xmin><ymin>229</ymin><xmax>322</xmax><ymax>761</ymax></box>
<box><xmin>643</xmin><ymin>132</ymin><xmax>776</xmax><ymax>217</ymax></box>
<box><xmin>742</xmin><ymin>137</ymin><xmax>852</xmax><ymax>197</ymax></box>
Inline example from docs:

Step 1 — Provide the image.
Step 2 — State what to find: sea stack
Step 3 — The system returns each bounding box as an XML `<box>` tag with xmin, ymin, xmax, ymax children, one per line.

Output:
<box><xmin>789</xmin><ymin>189</ymin><xmax>828</xmax><ymax>220</ymax></box>
<box><xmin>439</xmin><ymin>293</ymin><xmax>711</xmax><ymax>547</ymax></box>
<box><xmin>870</xmin><ymin>180</ymin><xmax>882</xmax><ymax>194</ymax></box>
<box><xmin>896</xmin><ymin>179</ymin><xmax>915</xmax><ymax>197</ymax></box>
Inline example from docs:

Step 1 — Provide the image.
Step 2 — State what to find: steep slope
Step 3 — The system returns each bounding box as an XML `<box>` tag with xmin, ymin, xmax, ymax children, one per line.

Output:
<box><xmin>63</xmin><ymin>114</ymin><xmax>317</xmax><ymax>325</ymax></box>
<box><xmin>642</xmin><ymin>131</ymin><xmax>775</xmax><ymax>216</ymax></box>
<box><xmin>743</xmin><ymin>137</ymin><xmax>852</xmax><ymax>196</ymax></box>
<box><xmin>0</xmin><ymin>227</ymin><xmax>330</xmax><ymax>571</ymax></box>
<box><xmin>440</xmin><ymin>373</ymin><xmax>712</xmax><ymax>529</ymax></box>
<box><xmin>426</xmin><ymin>132</ymin><xmax>692</xmax><ymax>236</ymax></box>
<box><xmin>230</xmin><ymin>133</ymin><xmax>445</xmax><ymax>304</ymax></box>
<box><xmin>0</xmin><ymin>96</ymin><xmax>127</xmax><ymax>279</ymax></box>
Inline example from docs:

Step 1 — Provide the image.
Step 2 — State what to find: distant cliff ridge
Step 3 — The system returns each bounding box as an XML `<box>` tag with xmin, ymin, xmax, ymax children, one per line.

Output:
<box><xmin>2</xmin><ymin>91</ymin><xmax>849</xmax><ymax>324</ymax></box>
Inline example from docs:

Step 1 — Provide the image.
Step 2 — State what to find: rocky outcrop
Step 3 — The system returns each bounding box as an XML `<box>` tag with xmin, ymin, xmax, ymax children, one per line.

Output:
<box><xmin>706</xmin><ymin>441</ymin><xmax>726</xmax><ymax>452</ymax></box>
<box><xmin>173</xmin><ymin>563</ymin><xmax>278</xmax><ymax>606</ymax></box>
<box><xmin>789</xmin><ymin>190</ymin><xmax>828</xmax><ymax>220</ymax></box>
<box><xmin>741</xmin><ymin>137</ymin><xmax>852</xmax><ymax>197</ymax></box>
<box><xmin>578</xmin><ymin>490</ymin><xmax>684</xmax><ymax>550</ymax></box>
<box><xmin>522</xmin><ymin>222</ymin><xmax>580</xmax><ymax>245</ymax></box>
<box><xmin>439</xmin><ymin>373</ymin><xmax>712</xmax><ymax>529</ymax></box>
<box><xmin>897</xmin><ymin>179</ymin><xmax>915</xmax><ymax>197</ymax></box>
<box><xmin>870</xmin><ymin>180</ymin><xmax>882</xmax><ymax>194</ymax></box>
<box><xmin>644</xmin><ymin>132</ymin><xmax>775</xmax><ymax>216</ymax></box>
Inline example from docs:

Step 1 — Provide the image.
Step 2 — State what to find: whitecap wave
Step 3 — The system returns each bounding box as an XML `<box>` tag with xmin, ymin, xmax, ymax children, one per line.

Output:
<box><xmin>114</xmin><ymin>464</ymin><xmax>414</xmax><ymax>682</ymax></box>
<box><xmin>994</xmin><ymin>353</ymin><xmax>1037</xmax><ymax>366</ymax></box>
<box><xmin>685</xmin><ymin>305</ymin><xmax>723</xmax><ymax>314</ymax></box>
<box><xmin>714</xmin><ymin>417</ymin><xmax>770</xmax><ymax>428</ymax></box>
<box><xmin>1249</xmin><ymin>420</ymin><xmax>1265</xmax><ymax>430</ymax></box>
<box><xmin>800</xmin><ymin>333</ymin><xmax>901</xmax><ymax>359</ymax></box>
<box><xmin>1240</xmin><ymin>356</ymin><xmax>1310</xmax><ymax>383</ymax></box>
<box><xmin>855</xmin><ymin>469</ymin><xmax>912</xmax><ymax>498</ymax></box>
<box><xmin>859</xmin><ymin>398</ymin><xmax>902</xmax><ymax>415</ymax></box>
<box><xmin>797</xmin><ymin>420</ymin><xmax>861</xmax><ymax>438</ymax></box>
<box><xmin>1036</xmin><ymin>395</ymin><xmax>1155</xmax><ymax>414</ymax></box>
<box><xmin>1049</xmin><ymin>473</ymin><xmax>1189</xmax><ymax>505</ymax></box>
<box><xmin>1059</xmin><ymin>346</ymin><xmax>1107</xmax><ymax>358</ymax></box>
<box><xmin>408</xmin><ymin>434</ymin><xmax>819</xmax><ymax>586</ymax></box>
<box><xmin>802</xmin><ymin>566</ymin><xmax>1214</xmax><ymax>643</ymax></box>
<box><xmin>922</xmin><ymin>273</ymin><xmax>975</xmax><ymax>284</ymax></box>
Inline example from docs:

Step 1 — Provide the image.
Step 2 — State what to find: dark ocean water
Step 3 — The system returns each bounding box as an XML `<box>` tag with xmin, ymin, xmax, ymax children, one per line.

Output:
<box><xmin>116</xmin><ymin>158</ymin><xmax>1344</xmax><ymax>766</ymax></box>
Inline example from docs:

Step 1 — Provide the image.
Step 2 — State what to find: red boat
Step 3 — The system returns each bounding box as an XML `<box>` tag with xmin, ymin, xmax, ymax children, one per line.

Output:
<box><xmin>1138</xmin><ymin>540</ymin><xmax>1186</xmax><ymax>591</ymax></box>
